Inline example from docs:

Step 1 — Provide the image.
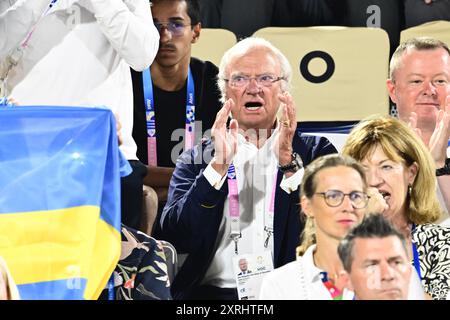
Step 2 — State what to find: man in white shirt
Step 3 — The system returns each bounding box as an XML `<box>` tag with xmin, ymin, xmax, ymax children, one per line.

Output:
<box><xmin>0</xmin><ymin>0</ymin><xmax>160</xmax><ymax>229</ymax></box>
<box><xmin>159</xmin><ymin>37</ymin><xmax>337</xmax><ymax>299</ymax></box>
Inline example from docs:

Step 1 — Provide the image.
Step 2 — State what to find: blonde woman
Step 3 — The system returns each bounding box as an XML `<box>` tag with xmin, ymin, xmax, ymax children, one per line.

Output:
<box><xmin>260</xmin><ymin>154</ymin><xmax>367</xmax><ymax>299</ymax></box>
<box><xmin>342</xmin><ymin>115</ymin><xmax>450</xmax><ymax>300</ymax></box>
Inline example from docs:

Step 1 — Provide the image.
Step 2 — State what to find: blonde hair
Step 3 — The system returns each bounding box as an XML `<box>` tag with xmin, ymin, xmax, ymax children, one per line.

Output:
<box><xmin>389</xmin><ymin>37</ymin><xmax>450</xmax><ymax>81</ymax></box>
<box><xmin>296</xmin><ymin>154</ymin><xmax>367</xmax><ymax>256</ymax></box>
<box><xmin>296</xmin><ymin>217</ymin><xmax>316</xmax><ymax>257</ymax></box>
<box><xmin>342</xmin><ymin>115</ymin><xmax>442</xmax><ymax>224</ymax></box>
<box><xmin>0</xmin><ymin>256</ymin><xmax>20</xmax><ymax>300</ymax></box>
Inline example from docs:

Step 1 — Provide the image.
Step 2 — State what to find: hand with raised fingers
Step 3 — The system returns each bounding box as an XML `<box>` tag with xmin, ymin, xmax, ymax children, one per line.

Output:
<box><xmin>210</xmin><ymin>99</ymin><xmax>239</xmax><ymax>176</ymax></box>
<box><xmin>365</xmin><ymin>187</ymin><xmax>389</xmax><ymax>215</ymax></box>
<box><xmin>407</xmin><ymin>112</ymin><xmax>423</xmax><ymax>139</ymax></box>
<box><xmin>428</xmin><ymin>95</ymin><xmax>450</xmax><ymax>168</ymax></box>
<box><xmin>273</xmin><ymin>92</ymin><xmax>297</xmax><ymax>166</ymax></box>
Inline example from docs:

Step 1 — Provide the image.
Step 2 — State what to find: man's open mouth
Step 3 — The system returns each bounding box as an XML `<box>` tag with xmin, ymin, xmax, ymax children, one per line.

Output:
<box><xmin>244</xmin><ymin>101</ymin><xmax>263</xmax><ymax>111</ymax></box>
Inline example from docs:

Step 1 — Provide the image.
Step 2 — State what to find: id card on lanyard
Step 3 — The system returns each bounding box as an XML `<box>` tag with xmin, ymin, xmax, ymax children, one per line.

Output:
<box><xmin>227</xmin><ymin>163</ymin><xmax>278</xmax><ymax>255</ymax></box>
<box><xmin>141</xmin><ymin>67</ymin><xmax>195</xmax><ymax>166</ymax></box>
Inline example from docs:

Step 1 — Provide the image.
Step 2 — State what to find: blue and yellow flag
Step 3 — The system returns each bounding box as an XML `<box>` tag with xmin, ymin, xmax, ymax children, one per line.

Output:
<box><xmin>0</xmin><ymin>106</ymin><xmax>122</xmax><ymax>299</ymax></box>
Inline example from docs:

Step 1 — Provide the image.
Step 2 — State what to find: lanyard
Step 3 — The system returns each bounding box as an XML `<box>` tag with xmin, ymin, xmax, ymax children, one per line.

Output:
<box><xmin>141</xmin><ymin>67</ymin><xmax>195</xmax><ymax>166</ymax></box>
<box><xmin>263</xmin><ymin>172</ymin><xmax>278</xmax><ymax>248</ymax></box>
<box><xmin>411</xmin><ymin>224</ymin><xmax>422</xmax><ymax>280</ymax></box>
<box><xmin>108</xmin><ymin>273</ymin><xmax>115</xmax><ymax>300</ymax></box>
<box><xmin>21</xmin><ymin>0</ymin><xmax>59</xmax><ymax>48</ymax></box>
<box><xmin>320</xmin><ymin>272</ymin><xmax>343</xmax><ymax>300</ymax></box>
<box><xmin>227</xmin><ymin>163</ymin><xmax>278</xmax><ymax>255</ymax></box>
<box><xmin>1</xmin><ymin>0</ymin><xmax>58</xmax><ymax>97</ymax></box>
<box><xmin>227</xmin><ymin>163</ymin><xmax>241</xmax><ymax>254</ymax></box>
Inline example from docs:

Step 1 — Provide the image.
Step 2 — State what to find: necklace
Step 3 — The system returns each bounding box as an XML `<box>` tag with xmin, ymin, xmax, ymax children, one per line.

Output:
<box><xmin>320</xmin><ymin>272</ymin><xmax>343</xmax><ymax>300</ymax></box>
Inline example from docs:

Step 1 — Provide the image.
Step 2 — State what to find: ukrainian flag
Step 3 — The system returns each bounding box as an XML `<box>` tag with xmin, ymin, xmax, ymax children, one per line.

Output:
<box><xmin>0</xmin><ymin>106</ymin><xmax>122</xmax><ymax>300</ymax></box>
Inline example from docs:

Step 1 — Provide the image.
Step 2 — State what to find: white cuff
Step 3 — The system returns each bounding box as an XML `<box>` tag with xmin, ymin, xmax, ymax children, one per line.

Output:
<box><xmin>203</xmin><ymin>163</ymin><xmax>228</xmax><ymax>190</ymax></box>
<box><xmin>280</xmin><ymin>168</ymin><xmax>304</xmax><ymax>194</ymax></box>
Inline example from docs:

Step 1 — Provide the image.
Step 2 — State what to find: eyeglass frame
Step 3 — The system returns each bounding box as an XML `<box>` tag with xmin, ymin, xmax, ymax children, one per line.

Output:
<box><xmin>223</xmin><ymin>74</ymin><xmax>286</xmax><ymax>88</ymax></box>
<box><xmin>314</xmin><ymin>190</ymin><xmax>369</xmax><ymax>209</ymax></box>
<box><xmin>153</xmin><ymin>20</ymin><xmax>194</xmax><ymax>37</ymax></box>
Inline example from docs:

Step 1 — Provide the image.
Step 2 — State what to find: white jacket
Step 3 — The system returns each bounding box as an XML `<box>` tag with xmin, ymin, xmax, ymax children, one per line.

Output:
<box><xmin>0</xmin><ymin>0</ymin><xmax>160</xmax><ymax>159</ymax></box>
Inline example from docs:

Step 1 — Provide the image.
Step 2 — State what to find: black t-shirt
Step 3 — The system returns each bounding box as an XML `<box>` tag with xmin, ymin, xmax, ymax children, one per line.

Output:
<box><xmin>131</xmin><ymin>58</ymin><xmax>221</xmax><ymax>167</ymax></box>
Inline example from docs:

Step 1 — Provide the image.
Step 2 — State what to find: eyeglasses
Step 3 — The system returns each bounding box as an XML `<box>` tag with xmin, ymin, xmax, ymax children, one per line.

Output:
<box><xmin>314</xmin><ymin>190</ymin><xmax>369</xmax><ymax>209</ymax></box>
<box><xmin>224</xmin><ymin>74</ymin><xmax>286</xmax><ymax>88</ymax></box>
<box><xmin>154</xmin><ymin>21</ymin><xmax>192</xmax><ymax>37</ymax></box>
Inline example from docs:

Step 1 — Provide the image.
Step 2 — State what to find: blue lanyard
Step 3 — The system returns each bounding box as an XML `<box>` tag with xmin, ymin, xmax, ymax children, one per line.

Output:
<box><xmin>141</xmin><ymin>66</ymin><xmax>195</xmax><ymax>165</ymax></box>
<box><xmin>142</xmin><ymin>68</ymin><xmax>155</xmax><ymax>138</ymax></box>
<box><xmin>108</xmin><ymin>274</ymin><xmax>115</xmax><ymax>300</ymax></box>
<box><xmin>185</xmin><ymin>68</ymin><xmax>196</xmax><ymax>135</ymax></box>
<box><xmin>412</xmin><ymin>224</ymin><xmax>422</xmax><ymax>280</ymax></box>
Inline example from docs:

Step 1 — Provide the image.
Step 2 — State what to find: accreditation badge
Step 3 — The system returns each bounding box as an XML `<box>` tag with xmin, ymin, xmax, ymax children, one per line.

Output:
<box><xmin>233</xmin><ymin>252</ymin><xmax>273</xmax><ymax>300</ymax></box>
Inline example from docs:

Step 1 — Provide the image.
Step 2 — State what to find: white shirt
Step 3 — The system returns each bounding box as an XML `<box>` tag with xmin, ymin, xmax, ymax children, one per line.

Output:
<box><xmin>260</xmin><ymin>245</ymin><xmax>354</xmax><ymax>300</ymax></box>
<box><xmin>201</xmin><ymin>127</ymin><xmax>304</xmax><ymax>288</ymax></box>
<box><xmin>0</xmin><ymin>0</ymin><xmax>159</xmax><ymax>160</ymax></box>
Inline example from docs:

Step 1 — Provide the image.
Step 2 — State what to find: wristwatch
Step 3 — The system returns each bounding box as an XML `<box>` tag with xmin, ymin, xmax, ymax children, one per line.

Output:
<box><xmin>279</xmin><ymin>152</ymin><xmax>303</xmax><ymax>173</ymax></box>
<box><xmin>436</xmin><ymin>158</ymin><xmax>450</xmax><ymax>176</ymax></box>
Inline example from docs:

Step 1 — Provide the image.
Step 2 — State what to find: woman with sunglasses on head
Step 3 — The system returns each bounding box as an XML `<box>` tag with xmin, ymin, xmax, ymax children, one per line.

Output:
<box><xmin>342</xmin><ymin>115</ymin><xmax>450</xmax><ymax>300</ymax></box>
<box><xmin>260</xmin><ymin>154</ymin><xmax>368</xmax><ymax>300</ymax></box>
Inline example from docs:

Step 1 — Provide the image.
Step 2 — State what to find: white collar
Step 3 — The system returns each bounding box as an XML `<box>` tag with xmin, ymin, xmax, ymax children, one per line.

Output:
<box><xmin>300</xmin><ymin>244</ymin><xmax>355</xmax><ymax>300</ymax></box>
<box><xmin>301</xmin><ymin>244</ymin><xmax>325</xmax><ymax>284</ymax></box>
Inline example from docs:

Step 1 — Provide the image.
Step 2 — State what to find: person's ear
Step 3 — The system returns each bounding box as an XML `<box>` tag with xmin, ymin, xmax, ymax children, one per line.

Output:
<box><xmin>191</xmin><ymin>22</ymin><xmax>201</xmax><ymax>44</ymax></box>
<box><xmin>301</xmin><ymin>196</ymin><xmax>314</xmax><ymax>219</ymax></box>
<box><xmin>408</xmin><ymin>161</ymin><xmax>419</xmax><ymax>186</ymax></box>
<box><xmin>337</xmin><ymin>270</ymin><xmax>353</xmax><ymax>292</ymax></box>
<box><xmin>386</xmin><ymin>78</ymin><xmax>398</xmax><ymax>104</ymax></box>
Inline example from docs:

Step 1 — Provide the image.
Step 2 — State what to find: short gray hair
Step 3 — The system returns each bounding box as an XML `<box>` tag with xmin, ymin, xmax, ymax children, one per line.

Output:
<box><xmin>217</xmin><ymin>37</ymin><xmax>292</xmax><ymax>104</ymax></box>
<box><xmin>389</xmin><ymin>37</ymin><xmax>450</xmax><ymax>81</ymax></box>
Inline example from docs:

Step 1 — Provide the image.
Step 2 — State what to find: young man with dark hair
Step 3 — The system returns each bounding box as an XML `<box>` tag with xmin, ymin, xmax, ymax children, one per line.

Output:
<box><xmin>132</xmin><ymin>0</ymin><xmax>222</xmax><ymax>231</ymax></box>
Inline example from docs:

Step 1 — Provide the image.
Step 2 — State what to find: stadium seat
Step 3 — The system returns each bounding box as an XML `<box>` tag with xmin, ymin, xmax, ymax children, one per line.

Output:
<box><xmin>253</xmin><ymin>26</ymin><xmax>390</xmax><ymax>122</ymax></box>
<box><xmin>297</xmin><ymin>121</ymin><xmax>357</xmax><ymax>152</ymax></box>
<box><xmin>140</xmin><ymin>185</ymin><xmax>158</xmax><ymax>236</ymax></box>
<box><xmin>400</xmin><ymin>20</ymin><xmax>450</xmax><ymax>46</ymax></box>
<box><xmin>159</xmin><ymin>240</ymin><xmax>178</xmax><ymax>285</ymax></box>
<box><xmin>192</xmin><ymin>28</ymin><xmax>237</xmax><ymax>66</ymax></box>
